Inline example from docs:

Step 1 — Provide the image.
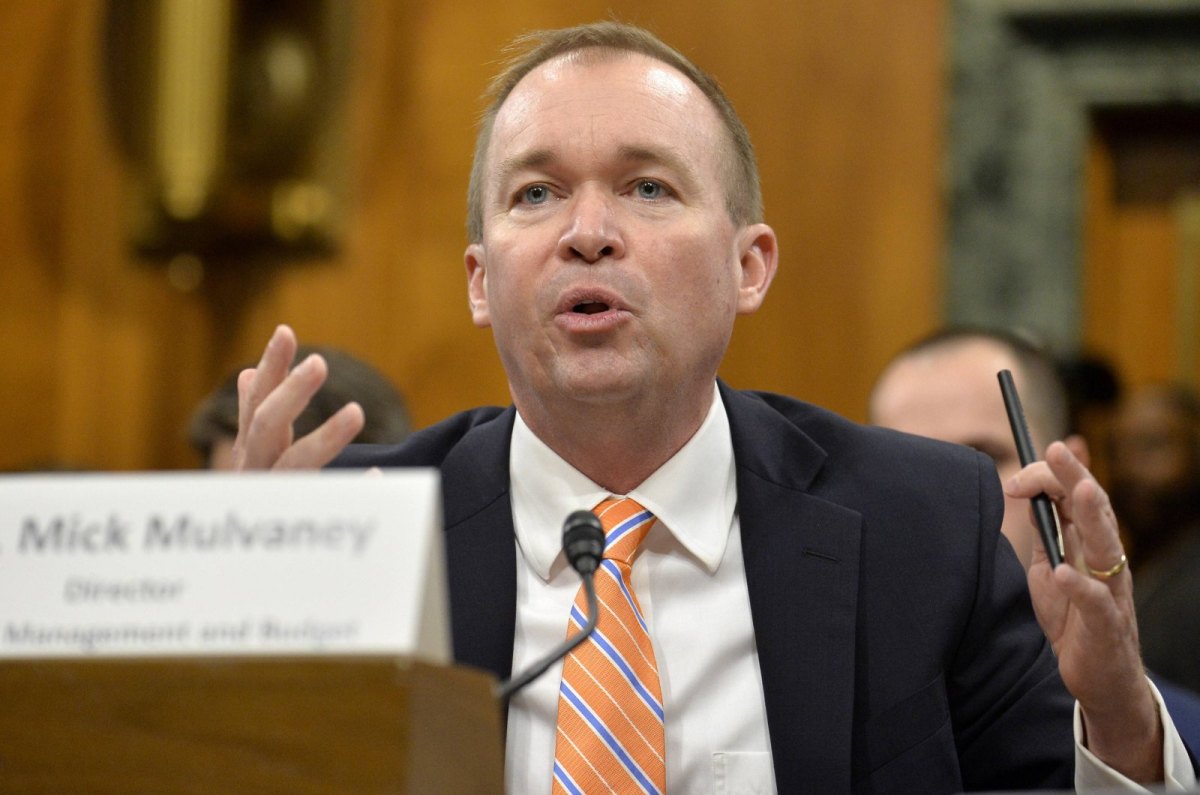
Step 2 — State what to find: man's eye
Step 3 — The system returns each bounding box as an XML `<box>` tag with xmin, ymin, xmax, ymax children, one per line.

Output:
<box><xmin>520</xmin><ymin>185</ymin><xmax>550</xmax><ymax>205</ymax></box>
<box><xmin>635</xmin><ymin>180</ymin><xmax>666</xmax><ymax>200</ymax></box>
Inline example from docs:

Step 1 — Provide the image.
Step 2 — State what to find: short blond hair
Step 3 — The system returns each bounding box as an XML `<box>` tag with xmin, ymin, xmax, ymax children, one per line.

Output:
<box><xmin>466</xmin><ymin>21</ymin><xmax>762</xmax><ymax>243</ymax></box>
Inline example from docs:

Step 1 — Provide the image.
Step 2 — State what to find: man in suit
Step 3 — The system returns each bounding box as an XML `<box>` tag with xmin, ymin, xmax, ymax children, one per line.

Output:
<box><xmin>870</xmin><ymin>326</ymin><xmax>1200</xmax><ymax>762</ymax></box>
<box><xmin>232</xmin><ymin>22</ymin><xmax>1193</xmax><ymax>792</ymax></box>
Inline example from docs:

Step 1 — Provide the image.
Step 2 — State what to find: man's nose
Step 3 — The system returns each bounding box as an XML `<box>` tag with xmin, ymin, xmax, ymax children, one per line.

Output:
<box><xmin>558</xmin><ymin>188</ymin><xmax>625</xmax><ymax>262</ymax></box>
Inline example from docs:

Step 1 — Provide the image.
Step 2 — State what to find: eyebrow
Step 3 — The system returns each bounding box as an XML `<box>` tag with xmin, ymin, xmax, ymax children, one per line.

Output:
<box><xmin>493</xmin><ymin>143</ymin><xmax>701</xmax><ymax>195</ymax></box>
<box><xmin>615</xmin><ymin>144</ymin><xmax>698</xmax><ymax>188</ymax></box>
<box><xmin>494</xmin><ymin>149</ymin><xmax>556</xmax><ymax>192</ymax></box>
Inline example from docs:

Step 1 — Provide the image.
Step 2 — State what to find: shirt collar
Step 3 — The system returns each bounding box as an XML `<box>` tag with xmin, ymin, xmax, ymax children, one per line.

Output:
<box><xmin>510</xmin><ymin>383</ymin><xmax>737</xmax><ymax>580</ymax></box>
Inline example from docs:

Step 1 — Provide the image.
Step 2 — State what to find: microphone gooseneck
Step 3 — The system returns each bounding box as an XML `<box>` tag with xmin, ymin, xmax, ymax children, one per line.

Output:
<box><xmin>494</xmin><ymin>510</ymin><xmax>605</xmax><ymax>702</ymax></box>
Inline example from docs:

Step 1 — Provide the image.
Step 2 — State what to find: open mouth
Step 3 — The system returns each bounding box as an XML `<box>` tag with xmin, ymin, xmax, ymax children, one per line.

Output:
<box><xmin>573</xmin><ymin>301</ymin><xmax>610</xmax><ymax>315</ymax></box>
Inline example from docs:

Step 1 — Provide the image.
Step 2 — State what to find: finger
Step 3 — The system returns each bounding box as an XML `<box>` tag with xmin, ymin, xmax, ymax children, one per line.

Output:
<box><xmin>1005</xmin><ymin>460</ymin><xmax>1069</xmax><ymax>502</ymax></box>
<box><xmin>275</xmin><ymin>402</ymin><xmax>365</xmax><ymax>470</ymax></box>
<box><xmin>240</xmin><ymin>354</ymin><xmax>329</xmax><ymax>469</ymax></box>
<box><xmin>1012</xmin><ymin>445</ymin><xmax>1125</xmax><ymax>589</ymax></box>
<box><xmin>1006</xmin><ymin>441</ymin><xmax>1095</xmax><ymax>522</ymax></box>
<box><xmin>1043</xmin><ymin>442</ymin><xmax>1127</xmax><ymax>577</ymax></box>
<box><xmin>248</xmin><ymin>325</ymin><xmax>299</xmax><ymax>414</ymax></box>
<box><xmin>1069</xmin><ymin>476</ymin><xmax>1130</xmax><ymax>593</ymax></box>
<box><xmin>1058</xmin><ymin>508</ymin><xmax>1084</xmax><ymax>569</ymax></box>
<box><xmin>1042</xmin><ymin>441</ymin><xmax>1092</xmax><ymax>501</ymax></box>
<box><xmin>1052</xmin><ymin>561</ymin><xmax>1121</xmax><ymax>620</ymax></box>
<box><xmin>236</xmin><ymin>325</ymin><xmax>298</xmax><ymax>444</ymax></box>
<box><xmin>233</xmin><ymin>367</ymin><xmax>257</xmax><ymax>465</ymax></box>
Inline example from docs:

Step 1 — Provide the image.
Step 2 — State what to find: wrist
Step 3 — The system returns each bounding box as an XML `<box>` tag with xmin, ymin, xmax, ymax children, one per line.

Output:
<box><xmin>1080</xmin><ymin>680</ymin><xmax>1163</xmax><ymax>784</ymax></box>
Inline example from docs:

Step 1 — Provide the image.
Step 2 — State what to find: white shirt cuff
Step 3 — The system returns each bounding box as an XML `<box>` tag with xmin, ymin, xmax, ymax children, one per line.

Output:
<box><xmin>1074</xmin><ymin>677</ymin><xmax>1197</xmax><ymax>791</ymax></box>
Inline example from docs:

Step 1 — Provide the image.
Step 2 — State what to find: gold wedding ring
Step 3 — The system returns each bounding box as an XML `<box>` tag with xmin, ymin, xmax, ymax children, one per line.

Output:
<box><xmin>1087</xmin><ymin>553</ymin><xmax>1128</xmax><ymax>580</ymax></box>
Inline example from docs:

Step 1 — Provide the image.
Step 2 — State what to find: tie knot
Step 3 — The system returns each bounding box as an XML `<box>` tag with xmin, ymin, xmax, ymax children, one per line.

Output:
<box><xmin>593</xmin><ymin>496</ymin><xmax>656</xmax><ymax>565</ymax></box>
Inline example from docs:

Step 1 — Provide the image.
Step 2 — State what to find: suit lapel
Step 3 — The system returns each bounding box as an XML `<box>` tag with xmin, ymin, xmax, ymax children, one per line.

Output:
<box><xmin>722</xmin><ymin>384</ymin><xmax>862</xmax><ymax>793</ymax></box>
<box><xmin>439</xmin><ymin>406</ymin><xmax>519</xmax><ymax>680</ymax></box>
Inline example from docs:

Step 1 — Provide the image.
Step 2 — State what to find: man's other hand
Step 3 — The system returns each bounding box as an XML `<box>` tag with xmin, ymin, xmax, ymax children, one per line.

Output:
<box><xmin>1007</xmin><ymin>441</ymin><xmax>1163</xmax><ymax>783</ymax></box>
<box><xmin>232</xmin><ymin>325</ymin><xmax>365</xmax><ymax>470</ymax></box>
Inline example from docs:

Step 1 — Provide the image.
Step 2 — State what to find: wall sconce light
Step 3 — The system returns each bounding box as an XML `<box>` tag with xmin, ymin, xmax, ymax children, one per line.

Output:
<box><xmin>102</xmin><ymin>0</ymin><xmax>350</xmax><ymax>261</ymax></box>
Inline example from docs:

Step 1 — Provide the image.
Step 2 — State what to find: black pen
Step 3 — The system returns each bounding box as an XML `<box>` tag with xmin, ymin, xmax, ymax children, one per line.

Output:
<box><xmin>997</xmin><ymin>369</ymin><xmax>1064</xmax><ymax>567</ymax></box>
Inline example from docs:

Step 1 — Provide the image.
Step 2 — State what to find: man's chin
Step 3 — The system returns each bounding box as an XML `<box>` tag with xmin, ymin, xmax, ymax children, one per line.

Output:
<box><xmin>536</xmin><ymin>351</ymin><xmax>639</xmax><ymax>394</ymax></box>
<box><xmin>557</xmin><ymin>376</ymin><xmax>642</xmax><ymax>405</ymax></box>
<box><xmin>543</xmin><ymin>363</ymin><xmax>655</xmax><ymax>408</ymax></box>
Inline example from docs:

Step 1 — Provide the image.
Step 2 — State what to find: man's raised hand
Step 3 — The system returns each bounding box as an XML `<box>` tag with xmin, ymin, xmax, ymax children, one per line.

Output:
<box><xmin>231</xmin><ymin>325</ymin><xmax>365</xmax><ymax>470</ymax></box>
<box><xmin>1007</xmin><ymin>441</ymin><xmax>1162</xmax><ymax>783</ymax></box>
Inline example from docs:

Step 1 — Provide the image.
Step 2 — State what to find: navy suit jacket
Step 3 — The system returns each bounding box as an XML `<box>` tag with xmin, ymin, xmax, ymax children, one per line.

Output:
<box><xmin>333</xmin><ymin>383</ymin><xmax>1076</xmax><ymax>792</ymax></box>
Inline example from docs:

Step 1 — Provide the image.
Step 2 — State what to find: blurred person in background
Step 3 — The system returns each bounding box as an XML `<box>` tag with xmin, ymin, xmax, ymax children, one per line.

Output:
<box><xmin>1059</xmin><ymin>353</ymin><xmax>1124</xmax><ymax>490</ymax></box>
<box><xmin>870</xmin><ymin>327</ymin><xmax>1066</xmax><ymax>570</ymax></box>
<box><xmin>1109</xmin><ymin>384</ymin><xmax>1200</xmax><ymax>695</ymax></box>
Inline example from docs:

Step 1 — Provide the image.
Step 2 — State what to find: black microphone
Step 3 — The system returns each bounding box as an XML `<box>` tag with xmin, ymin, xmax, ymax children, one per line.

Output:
<box><xmin>562</xmin><ymin>509</ymin><xmax>604</xmax><ymax>575</ymax></box>
<box><xmin>495</xmin><ymin>510</ymin><xmax>605</xmax><ymax>702</ymax></box>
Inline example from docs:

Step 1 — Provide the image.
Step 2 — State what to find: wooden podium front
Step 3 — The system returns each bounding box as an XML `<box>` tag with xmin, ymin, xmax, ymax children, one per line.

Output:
<box><xmin>0</xmin><ymin>657</ymin><xmax>504</xmax><ymax>793</ymax></box>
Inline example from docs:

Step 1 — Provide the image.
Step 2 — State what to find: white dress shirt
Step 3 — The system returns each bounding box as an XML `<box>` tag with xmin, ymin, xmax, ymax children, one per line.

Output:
<box><xmin>502</xmin><ymin>385</ymin><xmax>1195</xmax><ymax>793</ymax></box>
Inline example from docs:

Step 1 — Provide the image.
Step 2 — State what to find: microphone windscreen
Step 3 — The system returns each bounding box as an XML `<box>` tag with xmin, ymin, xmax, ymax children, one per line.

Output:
<box><xmin>562</xmin><ymin>509</ymin><xmax>604</xmax><ymax>575</ymax></box>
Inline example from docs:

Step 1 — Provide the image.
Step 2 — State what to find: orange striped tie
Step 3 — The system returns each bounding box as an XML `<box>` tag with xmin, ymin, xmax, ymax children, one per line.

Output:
<box><xmin>552</xmin><ymin>497</ymin><xmax>665</xmax><ymax>794</ymax></box>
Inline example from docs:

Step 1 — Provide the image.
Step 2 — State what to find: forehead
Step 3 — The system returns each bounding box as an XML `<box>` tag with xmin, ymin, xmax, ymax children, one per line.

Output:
<box><xmin>487</xmin><ymin>51</ymin><xmax>725</xmax><ymax>171</ymax></box>
<box><xmin>873</xmin><ymin>342</ymin><xmax>1019</xmax><ymax>444</ymax></box>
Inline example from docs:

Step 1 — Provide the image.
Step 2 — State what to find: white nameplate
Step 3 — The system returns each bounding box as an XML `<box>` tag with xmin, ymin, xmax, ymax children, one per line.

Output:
<box><xmin>0</xmin><ymin>470</ymin><xmax>448</xmax><ymax>661</ymax></box>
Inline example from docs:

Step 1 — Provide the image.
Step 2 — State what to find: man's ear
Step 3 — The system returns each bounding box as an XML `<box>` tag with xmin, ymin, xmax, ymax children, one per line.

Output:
<box><xmin>735</xmin><ymin>223</ymin><xmax>779</xmax><ymax>315</ymax></box>
<box><xmin>464</xmin><ymin>243</ymin><xmax>491</xmax><ymax>328</ymax></box>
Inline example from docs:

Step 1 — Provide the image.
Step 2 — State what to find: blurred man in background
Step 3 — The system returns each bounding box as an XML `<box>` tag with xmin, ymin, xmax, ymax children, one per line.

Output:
<box><xmin>1109</xmin><ymin>384</ymin><xmax>1200</xmax><ymax>694</ymax></box>
<box><xmin>1058</xmin><ymin>353</ymin><xmax>1124</xmax><ymax>489</ymax></box>
<box><xmin>870</xmin><ymin>327</ymin><xmax>1065</xmax><ymax>569</ymax></box>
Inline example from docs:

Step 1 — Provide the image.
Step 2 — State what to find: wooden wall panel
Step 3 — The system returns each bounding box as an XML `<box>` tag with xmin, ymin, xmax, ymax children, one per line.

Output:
<box><xmin>0</xmin><ymin>0</ymin><xmax>946</xmax><ymax>471</ymax></box>
<box><xmin>1083</xmin><ymin>123</ymin><xmax>1196</xmax><ymax>390</ymax></box>
<box><xmin>1</xmin><ymin>2</ymin><xmax>69</xmax><ymax>471</ymax></box>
